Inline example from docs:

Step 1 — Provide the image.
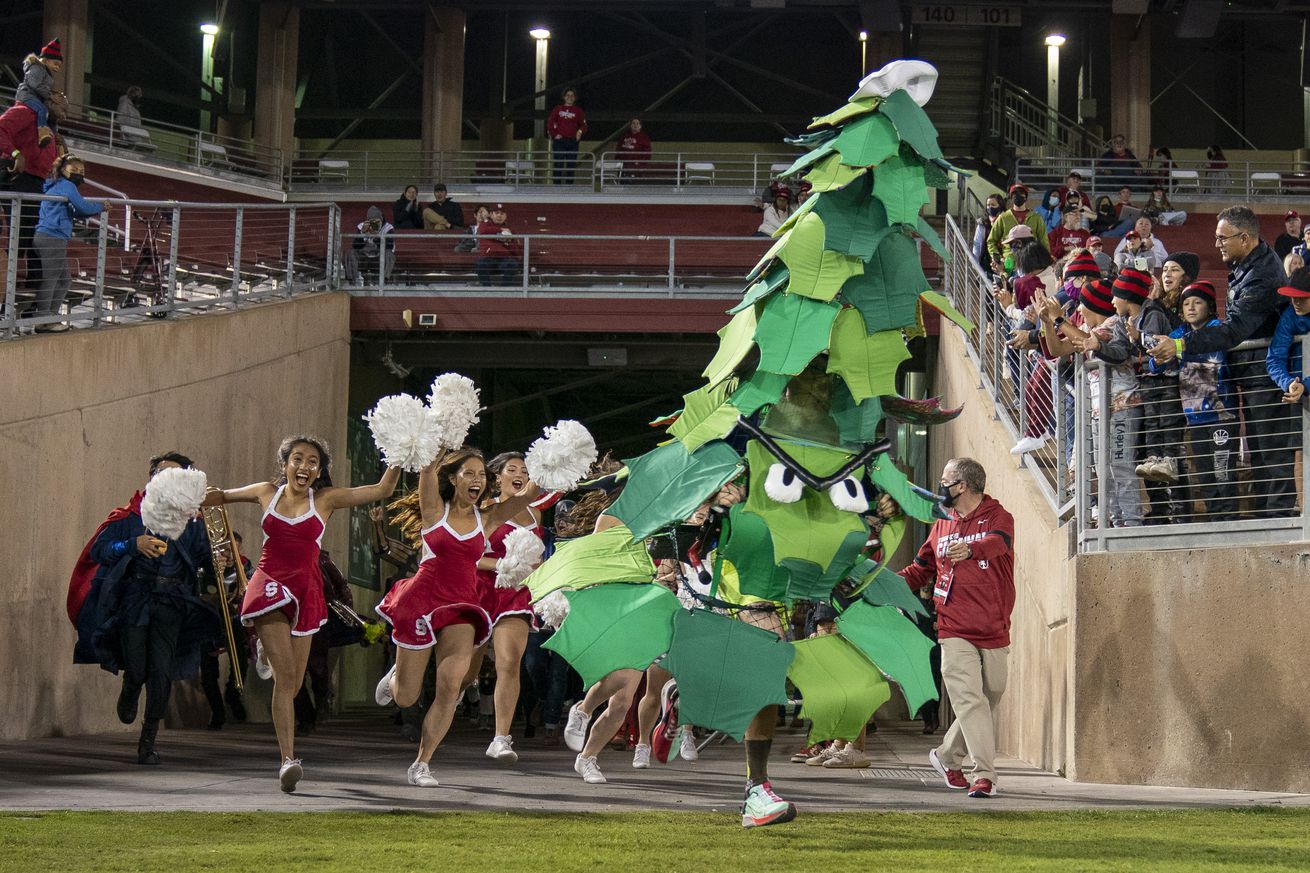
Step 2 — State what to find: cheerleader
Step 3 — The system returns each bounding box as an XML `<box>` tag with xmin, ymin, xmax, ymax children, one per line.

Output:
<box><xmin>373</xmin><ymin>449</ymin><xmax>540</xmax><ymax>788</ymax></box>
<box><xmin>204</xmin><ymin>435</ymin><xmax>399</xmax><ymax>792</ymax></box>
<box><xmin>465</xmin><ymin>452</ymin><xmax>543</xmax><ymax>764</ymax></box>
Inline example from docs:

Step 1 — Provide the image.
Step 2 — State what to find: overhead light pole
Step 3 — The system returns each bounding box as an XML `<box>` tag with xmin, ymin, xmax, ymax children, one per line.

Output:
<box><xmin>200</xmin><ymin>23</ymin><xmax>219</xmax><ymax>132</ymax></box>
<box><xmin>859</xmin><ymin>30</ymin><xmax>868</xmax><ymax>77</ymax></box>
<box><xmin>530</xmin><ymin>27</ymin><xmax>551</xmax><ymax>141</ymax></box>
<box><xmin>1045</xmin><ymin>33</ymin><xmax>1066</xmax><ymax>145</ymax></box>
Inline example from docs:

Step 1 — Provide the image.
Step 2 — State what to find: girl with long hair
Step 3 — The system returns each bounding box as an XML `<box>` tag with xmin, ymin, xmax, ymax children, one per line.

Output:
<box><xmin>373</xmin><ymin>449</ymin><xmax>540</xmax><ymax>787</ymax></box>
<box><xmin>205</xmin><ymin>435</ymin><xmax>399</xmax><ymax>792</ymax></box>
<box><xmin>466</xmin><ymin>451</ymin><xmax>543</xmax><ymax>764</ymax></box>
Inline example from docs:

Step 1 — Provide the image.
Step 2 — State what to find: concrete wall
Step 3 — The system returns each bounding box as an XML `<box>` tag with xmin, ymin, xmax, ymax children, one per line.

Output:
<box><xmin>930</xmin><ymin>325</ymin><xmax>1075</xmax><ymax>775</ymax></box>
<box><xmin>0</xmin><ymin>293</ymin><xmax>351</xmax><ymax>740</ymax></box>
<box><xmin>1072</xmin><ymin>544</ymin><xmax>1310</xmax><ymax>793</ymax></box>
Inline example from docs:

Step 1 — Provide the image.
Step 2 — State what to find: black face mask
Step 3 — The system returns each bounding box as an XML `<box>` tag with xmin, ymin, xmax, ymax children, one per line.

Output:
<box><xmin>1011</xmin><ymin>192</ymin><xmax>1027</xmax><ymax>207</ymax></box>
<box><xmin>69</xmin><ymin>173</ymin><xmax>84</xmax><ymax>186</ymax></box>
<box><xmin>939</xmin><ymin>482</ymin><xmax>960</xmax><ymax>508</ymax></box>
<box><xmin>985</xmin><ymin>205</ymin><xmax>1001</xmax><ymax>217</ymax></box>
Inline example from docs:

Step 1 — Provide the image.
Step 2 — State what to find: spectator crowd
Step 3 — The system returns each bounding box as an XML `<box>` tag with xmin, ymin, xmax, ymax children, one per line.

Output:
<box><xmin>973</xmin><ymin>164</ymin><xmax>1306</xmax><ymax>525</ymax></box>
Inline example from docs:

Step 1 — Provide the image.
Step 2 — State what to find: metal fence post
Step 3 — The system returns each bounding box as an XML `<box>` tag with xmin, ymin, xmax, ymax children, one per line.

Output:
<box><xmin>3</xmin><ymin>197</ymin><xmax>18</xmax><ymax>338</ymax></box>
<box><xmin>285</xmin><ymin>207</ymin><xmax>297</xmax><ymax>297</ymax></box>
<box><xmin>521</xmin><ymin>234</ymin><xmax>531</xmax><ymax>296</ymax></box>
<box><xmin>166</xmin><ymin>205</ymin><xmax>180</xmax><ymax>315</ymax></box>
<box><xmin>1095</xmin><ymin>360</ymin><xmax>1110</xmax><ymax>552</ymax></box>
<box><xmin>378</xmin><ymin>228</ymin><xmax>388</xmax><ymax>294</ymax></box>
<box><xmin>231</xmin><ymin>207</ymin><xmax>244</xmax><ymax>306</ymax></box>
<box><xmin>1016</xmin><ymin>350</ymin><xmax>1030</xmax><ymax>450</ymax></box>
<box><xmin>93</xmin><ymin>215</ymin><xmax>109</xmax><ymax>327</ymax></box>
<box><xmin>668</xmin><ymin>237</ymin><xmax>676</xmax><ymax>294</ymax></box>
<box><xmin>1073</xmin><ymin>358</ymin><xmax>1087</xmax><ymax>543</ymax></box>
<box><xmin>1302</xmin><ymin>334</ymin><xmax>1310</xmax><ymax>542</ymax></box>
<box><xmin>1053</xmin><ymin>359</ymin><xmax>1066</xmax><ymax>497</ymax></box>
<box><xmin>327</xmin><ymin>205</ymin><xmax>339</xmax><ymax>289</ymax></box>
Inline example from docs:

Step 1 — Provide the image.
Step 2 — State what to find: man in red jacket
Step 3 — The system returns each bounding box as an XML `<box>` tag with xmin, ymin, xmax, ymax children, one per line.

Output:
<box><xmin>547</xmin><ymin>87</ymin><xmax>587</xmax><ymax>185</ymax></box>
<box><xmin>0</xmin><ymin>92</ymin><xmax>63</xmax><ymax>294</ymax></box>
<box><xmin>899</xmin><ymin>457</ymin><xmax>1015</xmax><ymax>799</ymax></box>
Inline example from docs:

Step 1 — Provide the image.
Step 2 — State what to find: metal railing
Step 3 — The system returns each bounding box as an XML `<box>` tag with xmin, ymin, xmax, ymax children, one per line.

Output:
<box><xmin>1016</xmin><ymin>155</ymin><xmax>1310</xmax><ymax>202</ymax></box>
<box><xmin>288</xmin><ymin>148</ymin><xmax>800</xmax><ymax>193</ymax></box>
<box><xmin>1</xmin><ymin>193</ymin><xmax>337</xmax><ymax>338</ymax></box>
<box><xmin>340</xmin><ymin>229</ymin><xmax>774</xmax><ymax>295</ymax></box>
<box><xmin>941</xmin><ymin>213</ymin><xmax>1310</xmax><ymax>551</ymax></box>
<box><xmin>989</xmin><ymin>77</ymin><xmax>1102</xmax><ymax>159</ymax></box>
<box><xmin>1074</xmin><ymin>338</ymin><xmax>1310</xmax><ymax>552</ymax></box>
<box><xmin>0</xmin><ymin>86</ymin><xmax>286</xmax><ymax>183</ymax></box>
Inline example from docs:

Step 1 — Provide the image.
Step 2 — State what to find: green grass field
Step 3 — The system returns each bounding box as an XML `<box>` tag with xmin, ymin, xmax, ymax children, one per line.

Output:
<box><xmin>2</xmin><ymin>809</ymin><xmax>1308</xmax><ymax>872</ymax></box>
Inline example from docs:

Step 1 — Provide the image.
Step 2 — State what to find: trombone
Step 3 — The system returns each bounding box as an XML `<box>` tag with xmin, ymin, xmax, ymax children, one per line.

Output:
<box><xmin>202</xmin><ymin>505</ymin><xmax>250</xmax><ymax>693</ymax></box>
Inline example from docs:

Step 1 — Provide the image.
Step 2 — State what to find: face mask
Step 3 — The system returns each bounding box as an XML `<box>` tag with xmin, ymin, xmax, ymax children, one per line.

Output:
<box><xmin>1012</xmin><ymin>192</ymin><xmax>1027</xmax><ymax>207</ymax></box>
<box><xmin>1049</xmin><ymin>195</ymin><xmax>1060</xmax><ymax>206</ymax></box>
<box><xmin>986</xmin><ymin>205</ymin><xmax>1001</xmax><ymax>217</ymax></box>
<box><xmin>69</xmin><ymin>173</ymin><xmax>84</xmax><ymax>185</ymax></box>
<box><xmin>939</xmin><ymin>482</ymin><xmax>959</xmax><ymax>508</ymax></box>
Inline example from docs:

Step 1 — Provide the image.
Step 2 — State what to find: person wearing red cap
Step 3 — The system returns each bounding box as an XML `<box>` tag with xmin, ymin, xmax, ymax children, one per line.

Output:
<box><xmin>1064</xmin><ymin>277</ymin><xmax>1144</xmax><ymax>526</ymax></box>
<box><xmin>1113</xmin><ymin>217</ymin><xmax>1168</xmax><ymax>272</ymax></box>
<box><xmin>1146</xmin><ymin>280</ymin><xmax>1238</xmax><ymax>520</ymax></box>
<box><xmin>476</xmin><ymin>204</ymin><xmax>520</xmax><ymax>286</ymax></box>
<box><xmin>757</xmin><ymin>189</ymin><xmax>793</xmax><ymax>236</ymax></box>
<box><xmin>1267</xmin><ymin>267</ymin><xmax>1310</xmax><ymax>405</ymax></box>
<box><xmin>985</xmin><ymin>183</ymin><xmax>1049</xmax><ymax>271</ymax></box>
<box><xmin>1275</xmin><ymin>211</ymin><xmax>1302</xmax><ymax>260</ymax></box>
<box><xmin>15</xmin><ymin>39</ymin><xmax>61</xmax><ymax>148</ymax></box>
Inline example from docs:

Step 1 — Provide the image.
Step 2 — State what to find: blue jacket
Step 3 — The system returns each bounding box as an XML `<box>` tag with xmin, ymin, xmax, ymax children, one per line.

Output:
<box><xmin>1266</xmin><ymin>305</ymin><xmax>1310</xmax><ymax>392</ymax></box>
<box><xmin>36</xmin><ymin>177</ymin><xmax>103</xmax><ymax>240</ymax></box>
<box><xmin>76</xmin><ymin>512</ymin><xmax>217</xmax><ymax>676</ymax></box>
<box><xmin>1149</xmin><ymin>319</ymin><xmax>1235</xmax><ymax>426</ymax></box>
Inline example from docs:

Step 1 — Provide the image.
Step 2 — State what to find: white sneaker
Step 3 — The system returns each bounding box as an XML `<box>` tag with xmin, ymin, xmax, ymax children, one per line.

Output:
<box><xmin>255</xmin><ymin>640</ymin><xmax>273</xmax><ymax>681</ymax></box>
<box><xmin>633</xmin><ymin>743</ymin><xmax>651</xmax><ymax>769</ymax></box>
<box><xmin>407</xmin><ymin>761</ymin><xmax>439</xmax><ymax>787</ymax></box>
<box><xmin>678</xmin><ymin>726</ymin><xmax>699</xmax><ymax>762</ymax></box>
<box><xmin>1010</xmin><ymin>434</ymin><xmax>1048</xmax><ymax>456</ymax></box>
<box><xmin>574</xmin><ymin>754</ymin><xmax>606</xmax><ymax>784</ymax></box>
<box><xmin>1134</xmin><ymin>455</ymin><xmax>1161</xmax><ymax>479</ymax></box>
<box><xmin>805</xmin><ymin>744</ymin><xmax>842</xmax><ymax>766</ymax></box>
<box><xmin>563</xmin><ymin>703</ymin><xmax>591</xmax><ymax>752</ymax></box>
<box><xmin>486</xmin><ymin>735</ymin><xmax>518</xmax><ymax>763</ymax></box>
<box><xmin>278</xmin><ymin>757</ymin><xmax>302</xmax><ymax>793</ymax></box>
<box><xmin>375</xmin><ymin>664</ymin><xmax>396</xmax><ymax>706</ymax></box>
<box><xmin>822</xmin><ymin>745</ymin><xmax>872</xmax><ymax>768</ymax></box>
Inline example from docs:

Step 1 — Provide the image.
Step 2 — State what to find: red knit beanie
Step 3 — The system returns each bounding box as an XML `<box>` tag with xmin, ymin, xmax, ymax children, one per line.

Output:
<box><xmin>40</xmin><ymin>39</ymin><xmax>62</xmax><ymax>60</ymax></box>
<box><xmin>1112</xmin><ymin>268</ymin><xmax>1152</xmax><ymax>305</ymax></box>
<box><xmin>1081</xmin><ymin>279</ymin><xmax>1116</xmax><ymax>316</ymax></box>
<box><xmin>1064</xmin><ymin>252</ymin><xmax>1101</xmax><ymax>279</ymax></box>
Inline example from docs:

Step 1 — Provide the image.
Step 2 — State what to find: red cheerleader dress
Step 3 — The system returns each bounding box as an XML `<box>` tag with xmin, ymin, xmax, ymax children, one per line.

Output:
<box><xmin>239</xmin><ymin>484</ymin><xmax>328</xmax><ymax>636</ymax></box>
<box><xmin>478</xmin><ymin>517</ymin><xmax>544</xmax><ymax>629</ymax></box>
<box><xmin>377</xmin><ymin>505</ymin><xmax>491</xmax><ymax>648</ymax></box>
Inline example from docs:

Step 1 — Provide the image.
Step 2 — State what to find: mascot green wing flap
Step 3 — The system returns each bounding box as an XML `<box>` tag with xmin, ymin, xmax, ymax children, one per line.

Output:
<box><xmin>543</xmin><ymin>585</ymin><xmax>680</xmax><ymax>689</ymax></box>
<box><xmin>837</xmin><ymin>600</ymin><xmax>939</xmax><ymax>718</ymax></box>
<box><xmin>608</xmin><ymin>440</ymin><xmax>744</xmax><ymax>540</ymax></box>
<box><xmin>664</xmin><ymin>610</ymin><xmax>795</xmax><ymax>742</ymax></box>
<box><xmin>788</xmin><ymin>635</ymin><xmax>891</xmax><ymax>744</ymax></box>
<box><xmin>524</xmin><ymin>524</ymin><xmax>656</xmax><ymax>602</ymax></box>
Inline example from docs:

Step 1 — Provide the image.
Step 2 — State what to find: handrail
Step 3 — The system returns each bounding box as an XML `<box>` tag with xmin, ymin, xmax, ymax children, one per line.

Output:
<box><xmin>990</xmin><ymin>76</ymin><xmax>1102</xmax><ymax>159</ymax></box>
<box><xmin>1</xmin><ymin>192</ymin><xmax>334</xmax><ymax>339</ymax></box>
<box><xmin>0</xmin><ymin>84</ymin><xmax>285</xmax><ymax>183</ymax></box>
<box><xmin>1016</xmin><ymin>154</ymin><xmax>1310</xmax><ymax>201</ymax></box>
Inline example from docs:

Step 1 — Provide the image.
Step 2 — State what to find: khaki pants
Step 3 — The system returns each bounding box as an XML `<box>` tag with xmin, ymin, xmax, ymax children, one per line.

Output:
<box><xmin>422</xmin><ymin>207</ymin><xmax>451</xmax><ymax>231</ymax></box>
<box><xmin>936</xmin><ymin>637</ymin><xmax>1008</xmax><ymax>783</ymax></box>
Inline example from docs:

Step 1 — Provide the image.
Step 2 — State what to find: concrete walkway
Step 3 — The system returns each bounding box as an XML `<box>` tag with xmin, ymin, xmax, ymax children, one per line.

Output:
<box><xmin>1</xmin><ymin>715</ymin><xmax>1305</xmax><ymax>814</ymax></box>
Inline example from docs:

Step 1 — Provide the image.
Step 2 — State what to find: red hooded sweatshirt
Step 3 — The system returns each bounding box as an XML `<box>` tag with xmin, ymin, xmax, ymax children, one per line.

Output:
<box><xmin>898</xmin><ymin>494</ymin><xmax>1015</xmax><ymax>648</ymax></box>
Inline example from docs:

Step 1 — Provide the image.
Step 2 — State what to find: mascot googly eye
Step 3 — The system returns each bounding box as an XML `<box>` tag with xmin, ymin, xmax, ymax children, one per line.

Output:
<box><xmin>827</xmin><ymin>476</ymin><xmax>869</xmax><ymax>513</ymax></box>
<box><xmin>764</xmin><ymin>463</ymin><xmax>805</xmax><ymax>504</ymax></box>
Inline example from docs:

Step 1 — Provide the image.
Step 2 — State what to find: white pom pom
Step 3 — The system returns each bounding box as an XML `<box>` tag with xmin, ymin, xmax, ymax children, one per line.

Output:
<box><xmin>140</xmin><ymin>467</ymin><xmax>208</xmax><ymax>540</ymax></box>
<box><xmin>427</xmin><ymin>372</ymin><xmax>482</xmax><ymax>449</ymax></box>
<box><xmin>534</xmin><ymin>590</ymin><xmax>571</xmax><ymax>629</ymax></box>
<box><xmin>525</xmin><ymin>420</ymin><xmax>598</xmax><ymax>492</ymax></box>
<box><xmin>364</xmin><ymin>394</ymin><xmax>444</xmax><ymax>472</ymax></box>
<box><xmin>495</xmin><ymin>527</ymin><xmax>546</xmax><ymax>589</ymax></box>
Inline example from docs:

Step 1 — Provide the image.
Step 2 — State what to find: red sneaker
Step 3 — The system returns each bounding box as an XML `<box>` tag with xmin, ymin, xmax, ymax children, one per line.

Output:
<box><xmin>651</xmin><ymin>679</ymin><xmax>679</xmax><ymax>763</ymax></box>
<box><xmin>928</xmin><ymin>748</ymin><xmax>968</xmax><ymax>790</ymax></box>
<box><xmin>968</xmin><ymin>778</ymin><xmax>997</xmax><ymax>798</ymax></box>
